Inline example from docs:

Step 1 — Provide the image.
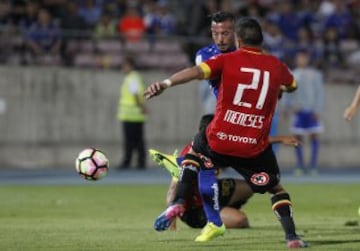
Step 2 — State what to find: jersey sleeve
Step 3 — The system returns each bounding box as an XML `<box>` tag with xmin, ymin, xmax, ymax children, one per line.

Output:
<box><xmin>198</xmin><ymin>54</ymin><xmax>224</xmax><ymax>80</ymax></box>
<box><xmin>195</xmin><ymin>53</ymin><xmax>203</xmax><ymax>65</ymax></box>
<box><xmin>279</xmin><ymin>62</ymin><xmax>297</xmax><ymax>92</ymax></box>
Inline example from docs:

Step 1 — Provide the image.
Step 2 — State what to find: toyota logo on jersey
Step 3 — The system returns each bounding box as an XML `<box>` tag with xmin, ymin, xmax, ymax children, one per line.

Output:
<box><xmin>250</xmin><ymin>172</ymin><xmax>270</xmax><ymax>186</ymax></box>
<box><xmin>217</xmin><ymin>131</ymin><xmax>227</xmax><ymax>140</ymax></box>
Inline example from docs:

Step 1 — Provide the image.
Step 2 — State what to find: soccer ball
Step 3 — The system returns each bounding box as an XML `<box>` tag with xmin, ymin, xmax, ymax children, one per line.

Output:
<box><xmin>75</xmin><ymin>148</ymin><xmax>109</xmax><ymax>181</ymax></box>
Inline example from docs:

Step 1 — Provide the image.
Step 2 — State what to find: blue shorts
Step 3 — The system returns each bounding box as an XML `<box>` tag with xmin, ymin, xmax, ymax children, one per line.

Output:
<box><xmin>291</xmin><ymin>110</ymin><xmax>323</xmax><ymax>135</ymax></box>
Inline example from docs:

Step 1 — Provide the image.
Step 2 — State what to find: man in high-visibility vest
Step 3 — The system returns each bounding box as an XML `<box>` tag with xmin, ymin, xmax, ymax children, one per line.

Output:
<box><xmin>117</xmin><ymin>56</ymin><xmax>147</xmax><ymax>169</ymax></box>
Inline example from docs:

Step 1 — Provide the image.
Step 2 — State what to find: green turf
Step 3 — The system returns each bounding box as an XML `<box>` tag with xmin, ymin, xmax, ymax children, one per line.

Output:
<box><xmin>0</xmin><ymin>183</ymin><xmax>359</xmax><ymax>251</ymax></box>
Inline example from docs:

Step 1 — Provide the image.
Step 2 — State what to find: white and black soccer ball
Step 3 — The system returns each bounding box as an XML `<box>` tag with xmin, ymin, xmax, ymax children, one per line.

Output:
<box><xmin>75</xmin><ymin>148</ymin><xmax>109</xmax><ymax>181</ymax></box>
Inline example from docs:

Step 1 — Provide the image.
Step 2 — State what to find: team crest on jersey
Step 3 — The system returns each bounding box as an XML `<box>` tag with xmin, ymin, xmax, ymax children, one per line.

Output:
<box><xmin>250</xmin><ymin>172</ymin><xmax>270</xmax><ymax>186</ymax></box>
<box><xmin>198</xmin><ymin>154</ymin><xmax>214</xmax><ymax>168</ymax></box>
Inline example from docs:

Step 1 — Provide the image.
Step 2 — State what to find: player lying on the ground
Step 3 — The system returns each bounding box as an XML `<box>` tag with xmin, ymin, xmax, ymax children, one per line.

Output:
<box><xmin>149</xmin><ymin>115</ymin><xmax>300</xmax><ymax>230</ymax></box>
<box><xmin>150</xmin><ymin>150</ymin><xmax>252</xmax><ymax>230</ymax></box>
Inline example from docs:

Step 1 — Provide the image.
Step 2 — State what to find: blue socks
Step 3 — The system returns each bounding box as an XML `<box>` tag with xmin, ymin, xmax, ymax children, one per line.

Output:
<box><xmin>295</xmin><ymin>143</ymin><xmax>304</xmax><ymax>170</ymax></box>
<box><xmin>295</xmin><ymin>136</ymin><xmax>319</xmax><ymax>171</ymax></box>
<box><xmin>310</xmin><ymin>137</ymin><xmax>319</xmax><ymax>169</ymax></box>
<box><xmin>198</xmin><ymin>168</ymin><xmax>223</xmax><ymax>227</ymax></box>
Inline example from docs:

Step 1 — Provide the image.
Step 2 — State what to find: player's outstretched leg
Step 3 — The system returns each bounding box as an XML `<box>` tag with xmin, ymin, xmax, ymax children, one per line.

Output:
<box><xmin>149</xmin><ymin>149</ymin><xmax>180</xmax><ymax>178</ymax></box>
<box><xmin>153</xmin><ymin>203</ymin><xmax>185</xmax><ymax>231</ymax></box>
<box><xmin>194</xmin><ymin>222</ymin><xmax>226</xmax><ymax>242</ymax></box>
<box><xmin>154</xmin><ymin>154</ymin><xmax>200</xmax><ymax>232</ymax></box>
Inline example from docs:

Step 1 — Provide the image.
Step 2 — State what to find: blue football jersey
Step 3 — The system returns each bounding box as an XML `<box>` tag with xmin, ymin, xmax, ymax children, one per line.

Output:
<box><xmin>195</xmin><ymin>44</ymin><xmax>236</xmax><ymax>97</ymax></box>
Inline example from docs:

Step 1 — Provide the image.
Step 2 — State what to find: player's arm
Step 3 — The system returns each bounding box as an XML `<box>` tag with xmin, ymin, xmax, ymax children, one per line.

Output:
<box><xmin>344</xmin><ymin>85</ymin><xmax>360</xmax><ymax>121</ymax></box>
<box><xmin>279</xmin><ymin>62</ymin><xmax>297</xmax><ymax>93</ymax></box>
<box><xmin>269</xmin><ymin>135</ymin><xmax>299</xmax><ymax>146</ymax></box>
<box><xmin>280</xmin><ymin>80</ymin><xmax>297</xmax><ymax>93</ymax></box>
<box><xmin>144</xmin><ymin>66</ymin><xmax>205</xmax><ymax>99</ymax></box>
<box><xmin>144</xmin><ymin>55</ymin><xmax>223</xmax><ymax>100</ymax></box>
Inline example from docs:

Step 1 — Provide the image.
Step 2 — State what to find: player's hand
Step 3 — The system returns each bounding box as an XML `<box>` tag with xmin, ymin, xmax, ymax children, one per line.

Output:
<box><xmin>280</xmin><ymin>136</ymin><xmax>300</xmax><ymax>147</ymax></box>
<box><xmin>144</xmin><ymin>82</ymin><xmax>168</xmax><ymax>100</ymax></box>
<box><xmin>343</xmin><ymin>106</ymin><xmax>357</xmax><ymax>121</ymax></box>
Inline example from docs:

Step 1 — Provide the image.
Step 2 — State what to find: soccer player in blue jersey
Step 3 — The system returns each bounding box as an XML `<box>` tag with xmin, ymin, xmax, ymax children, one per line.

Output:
<box><xmin>195</xmin><ymin>11</ymin><xmax>237</xmax><ymax>98</ymax></box>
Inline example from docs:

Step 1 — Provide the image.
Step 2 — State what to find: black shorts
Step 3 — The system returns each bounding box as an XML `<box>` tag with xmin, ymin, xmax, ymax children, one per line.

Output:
<box><xmin>180</xmin><ymin>178</ymin><xmax>247</xmax><ymax>228</ymax></box>
<box><xmin>192</xmin><ymin>128</ymin><xmax>280</xmax><ymax>194</ymax></box>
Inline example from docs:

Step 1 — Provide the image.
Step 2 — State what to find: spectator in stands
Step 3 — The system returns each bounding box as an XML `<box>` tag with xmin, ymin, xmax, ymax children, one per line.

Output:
<box><xmin>93</xmin><ymin>11</ymin><xmax>117</xmax><ymax>39</ymax></box>
<box><xmin>176</xmin><ymin>0</ymin><xmax>210</xmax><ymax>37</ymax></box>
<box><xmin>9</xmin><ymin>0</ymin><xmax>27</xmax><ymax>26</ymax></box>
<box><xmin>149</xmin><ymin>1</ymin><xmax>176</xmax><ymax>36</ymax></box>
<box><xmin>263</xmin><ymin>19</ymin><xmax>288</xmax><ymax>61</ymax></box>
<box><xmin>317</xmin><ymin>0</ymin><xmax>336</xmax><ymax>18</ymax></box>
<box><xmin>322</xmin><ymin>26</ymin><xmax>345</xmax><ymax>69</ymax></box>
<box><xmin>18</xmin><ymin>1</ymin><xmax>39</xmax><ymax>29</ymax></box>
<box><xmin>40</xmin><ymin>0</ymin><xmax>67</xmax><ymax>20</ymax></box>
<box><xmin>323</xmin><ymin>0</ymin><xmax>354</xmax><ymax>39</ymax></box>
<box><xmin>78</xmin><ymin>0</ymin><xmax>102</xmax><ymax>28</ymax></box>
<box><xmin>143</xmin><ymin>0</ymin><xmax>158</xmax><ymax>37</ymax></box>
<box><xmin>117</xmin><ymin>5</ymin><xmax>146</xmax><ymax>42</ymax></box>
<box><xmin>60</xmin><ymin>2</ymin><xmax>88</xmax><ymax>66</ymax></box>
<box><xmin>0</xmin><ymin>1</ymin><xmax>14</xmax><ymax>29</ymax></box>
<box><xmin>236</xmin><ymin>1</ymin><xmax>266</xmax><ymax>21</ymax></box>
<box><xmin>24</xmin><ymin>8</ymin><xmax>62</xmax><ymax>64</ymax></box>
<box><xmin>290</xmin><ymin>26</ymin><xmax>322</xmax><ymax>68</ymax></box>
<box><xmin>267</xmin><ymin>1</ymin><xmax>306</xmax><ymax>42</ymax></box>
<box><xmin>61</xmin><ymin>2</ymin><xmax>88</xmax><ymax>32</ymax></box>
<box><xmin>143</xmin><ymin>0</ymin><xmax>176</xmax><ymax>44</ymax></box>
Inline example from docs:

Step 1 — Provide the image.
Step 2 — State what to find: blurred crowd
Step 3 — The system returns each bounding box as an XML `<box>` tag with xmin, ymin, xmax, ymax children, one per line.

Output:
<box><xmin>0</xmin><ymin>0</ymin><xmax>359</xmax><ymax>75</ymax></box>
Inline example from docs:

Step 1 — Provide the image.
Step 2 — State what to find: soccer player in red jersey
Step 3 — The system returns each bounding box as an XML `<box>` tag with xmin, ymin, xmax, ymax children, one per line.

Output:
<box><xmin>151</xmin><ymin>114</ymin><xmax>300</xmax><ymax>231</ymax></box>
<box><xmin>144</xmin><ymin>18</ymin><xmax>307</xmax><ymax>248</ymax></box>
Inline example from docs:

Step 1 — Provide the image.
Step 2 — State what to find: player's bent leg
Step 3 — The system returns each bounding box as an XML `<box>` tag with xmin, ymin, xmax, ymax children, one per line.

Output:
<box><xmin>271</xmin><ymin>192</ymin><xmax>308</xmax><ymax>248</ymax></box>
<box><xmin>153</xmin><ymin>203</ymin><xmax>185</xmax><ymax>231</ymax></box>
<box><xmin>220</xmin><ymin>207</ymin><xmax>250</xmax><ymax>229</ymax></box>
<box><xmin>149</xmin><ymin>149</ymin><xmax>180</xmax><ymax>178</ymax></box>
<box><xmin>195</xmin><ymin>222</ymin><xmax>226</xmax><ymax>242</ymax></box>
<box><xmin>154</xmin><ymin>154</ymin><xmax>200</xmax><ymax>232</ymax></box>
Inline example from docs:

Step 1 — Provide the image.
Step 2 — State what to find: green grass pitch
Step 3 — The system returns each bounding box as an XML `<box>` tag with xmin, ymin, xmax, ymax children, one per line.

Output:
<box><xmin>0</xmin><ymin>183</ymin><xmax>359</xmax><ymax>251</ymax></box>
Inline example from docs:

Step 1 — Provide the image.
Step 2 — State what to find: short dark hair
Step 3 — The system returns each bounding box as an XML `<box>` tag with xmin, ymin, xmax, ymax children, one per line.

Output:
<box><xmin>210</xmin><ymin>11</ymin><xmax>235</xmax><ymax>24</ymax></box>
<box><xmin>198</xmin><ymin>114</ymin><xmax>214</xmax><ymax>131</ymax></box>
<box><xmin>236</xmin><ymin>17</ymin><xmax>263</xmax><ymax>46</ymax></box>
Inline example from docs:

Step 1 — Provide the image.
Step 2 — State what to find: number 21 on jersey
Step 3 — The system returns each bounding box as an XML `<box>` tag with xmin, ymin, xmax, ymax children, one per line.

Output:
<box><xmin>233</xmin><ymin>67</ymin><xmax>270</xmax><ymax>110</ymax></box>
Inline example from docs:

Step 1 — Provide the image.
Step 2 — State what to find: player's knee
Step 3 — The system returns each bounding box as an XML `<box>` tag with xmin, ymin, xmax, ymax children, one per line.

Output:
<box><xmin>231</xmin><ymin>215</ymin><xmax>250</xmax><ymax>229</ymax></box>
<box><xmin>220</xmin><ymin>209</ymin><xmax>250</xmax><ymax>229</ymax></box>
<box><xmin>268</xmin><ymin>184</ymin><xmax>286</xmax><ymax>194</ymax></box>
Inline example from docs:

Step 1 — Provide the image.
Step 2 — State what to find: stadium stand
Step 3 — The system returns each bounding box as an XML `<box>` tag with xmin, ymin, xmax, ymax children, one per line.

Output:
<box><xmin>0</xmin><ymin>0</ymin><xmax>358</xmax><ymax>76</ymax></box>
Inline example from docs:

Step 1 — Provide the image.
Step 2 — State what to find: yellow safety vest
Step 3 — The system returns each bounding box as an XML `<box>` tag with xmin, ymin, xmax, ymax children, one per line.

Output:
<box><xmin>117</xmin><ymin>71</ymin><xmax>146</xmax><ymax>122</ymax></box>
